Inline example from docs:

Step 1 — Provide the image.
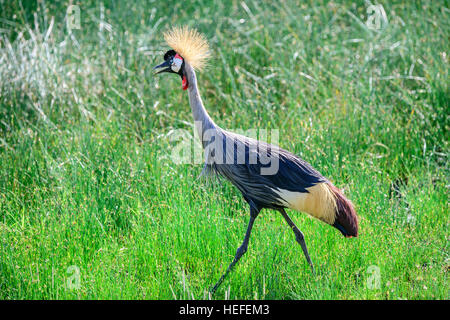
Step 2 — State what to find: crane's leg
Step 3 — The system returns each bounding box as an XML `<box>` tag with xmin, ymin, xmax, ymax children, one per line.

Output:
<box><xmin>279</xmin><ymin>208</ymin><xmax>315</xmax><ymax>273</ymax></box>
<box><xmin>210</xmin><ymin>206</ymin><xmax>259</xmax><ymax>294</ymax></box>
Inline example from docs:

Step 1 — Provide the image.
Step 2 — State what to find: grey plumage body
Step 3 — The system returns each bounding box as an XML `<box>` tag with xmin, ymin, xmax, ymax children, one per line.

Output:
<box><xmin>185</xmin><ymin>62</ymin><xmax>325</xmax><ymax>211</ymax></box>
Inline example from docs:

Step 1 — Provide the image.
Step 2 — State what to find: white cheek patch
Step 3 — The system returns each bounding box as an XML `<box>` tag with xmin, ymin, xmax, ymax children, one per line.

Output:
<box><xmin>171</xmin><ymin>57</ymin><xmax>183</xmax><ymax>73</ymax></box>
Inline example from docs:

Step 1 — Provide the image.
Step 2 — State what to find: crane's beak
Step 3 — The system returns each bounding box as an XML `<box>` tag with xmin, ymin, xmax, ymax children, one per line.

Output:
<box><xmin>153</xmin><ymin>60</ymin><xmax>171</xmax><ymax>74</ymax></box>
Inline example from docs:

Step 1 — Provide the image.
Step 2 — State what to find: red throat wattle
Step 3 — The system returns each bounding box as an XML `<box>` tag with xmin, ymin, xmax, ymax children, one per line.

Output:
<box><xmin>182</xmin><ymin>75</ymin><xmax>188</xmax><ymax>90</ymax></box>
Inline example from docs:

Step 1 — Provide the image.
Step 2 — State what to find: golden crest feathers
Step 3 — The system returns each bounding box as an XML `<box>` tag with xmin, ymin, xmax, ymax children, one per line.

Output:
<box><xmin>163</xmin><ymin>26</ymin><xmax>210</xmax><ymax>71</ymax></box>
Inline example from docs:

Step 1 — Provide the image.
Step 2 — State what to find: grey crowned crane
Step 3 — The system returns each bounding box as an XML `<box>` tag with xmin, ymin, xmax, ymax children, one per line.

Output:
<box><xmin>154</xmin><ymin>26</ymin><xmax>358</xmax><ymax>293</ymax></box>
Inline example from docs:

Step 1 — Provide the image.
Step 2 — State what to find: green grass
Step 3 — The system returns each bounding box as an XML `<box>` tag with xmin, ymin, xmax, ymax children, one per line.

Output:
<box><xmin>0</xmin><ymin>0</ymin><xmax>448</xmax><ymax>299</ymax></box>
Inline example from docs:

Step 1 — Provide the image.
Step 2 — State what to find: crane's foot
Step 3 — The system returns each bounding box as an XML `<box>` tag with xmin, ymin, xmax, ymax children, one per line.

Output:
<box><xmin>209</xmin><ymin>245</ymin><xmax>247</xmax><ymax>294</ymax></box>
<box><xmin>209</xmin><ymin>277</ymin><xmax>224</xmax><ymax>295</ymax></box>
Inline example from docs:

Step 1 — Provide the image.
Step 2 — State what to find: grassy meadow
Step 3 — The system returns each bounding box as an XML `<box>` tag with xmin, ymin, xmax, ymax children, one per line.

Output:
<box><xmin>0</xmin><ymin>0</ymin><xmax>448</xmax><ymax>299</ymax></box>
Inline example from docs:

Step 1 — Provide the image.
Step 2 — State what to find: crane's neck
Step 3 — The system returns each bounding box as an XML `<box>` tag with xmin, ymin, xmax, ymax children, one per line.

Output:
<box><xmin>184</xmin><ymin>62</ymin><xmax>217</xmax><ymax>142</ymax></box>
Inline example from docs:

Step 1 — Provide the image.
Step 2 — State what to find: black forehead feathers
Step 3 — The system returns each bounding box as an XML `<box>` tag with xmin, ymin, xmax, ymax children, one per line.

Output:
<box><xmin>164</xmin><ymin>50</ymin><xmax>176</xmax><ymax>61</ymax></box>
